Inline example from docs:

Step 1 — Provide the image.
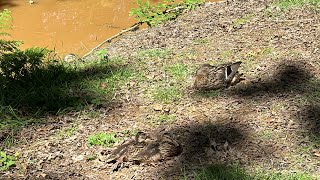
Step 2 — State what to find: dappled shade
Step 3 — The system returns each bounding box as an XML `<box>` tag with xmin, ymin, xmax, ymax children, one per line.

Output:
<box><xmin>0</xmin><ymin>54</ymin><xmax>128</xmax><ymax>115</ymax></box>
<box><xmin>296</xmin><ymin>105</ymin><xmax>320</xmax><ymax>138</ymax></box>
<box><xmin>0</xmin><ymin>48</ymin><xmax>133</xmax><ymax>147</ymax></box>
<box><xmin>233</xmin><ymin>60</ymin><xmax>312</xmax><ymax>97</ymax></box>
<box><xmin>168</xmin><ymin>59</ymin><xmax>320</xmax><ymax>178</ymax></box>
<box><xmin>149</xmin><ymin>119</ymin><xmax>277</xmax><ymax>179</ymax></box>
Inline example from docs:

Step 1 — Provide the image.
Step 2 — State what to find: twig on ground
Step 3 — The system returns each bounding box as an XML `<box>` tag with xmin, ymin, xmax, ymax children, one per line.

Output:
<box><xmin>82</xmin><ymin>22</ymin><xmax>143</xmax><ymax>59</ymax></box>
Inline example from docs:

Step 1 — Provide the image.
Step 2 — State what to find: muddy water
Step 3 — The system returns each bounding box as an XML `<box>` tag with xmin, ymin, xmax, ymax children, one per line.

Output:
<box><xmin>1</xmin><ymin>0</ymin><xmax>160</xmax><ymax>56</ymax></box>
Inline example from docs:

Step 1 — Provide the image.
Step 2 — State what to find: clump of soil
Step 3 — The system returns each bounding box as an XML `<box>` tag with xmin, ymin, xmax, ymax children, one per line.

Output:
<box><xmin>2</xmin><ymin>0</ymin><xmax>320</xmax><ymax>179</ymax></box>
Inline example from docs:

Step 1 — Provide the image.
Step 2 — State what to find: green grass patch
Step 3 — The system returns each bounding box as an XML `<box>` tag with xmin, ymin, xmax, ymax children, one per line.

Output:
<box><xmin>95</xmin><ymin>49</ymin><xmax>109</xmax><ymax>61</ymax></box>
<box><xmin>78</xmin><ymin>63</ymin><xmax>135</xmax><ymax>107</ymax></box>
<box><xmin>0</xmin><ymin>106</ymin><xmax>44</xmax><ymax>131</ymax></box>
<box><xmin>255</xmin><ymin>170</ymin><xmax>314</xmax><ymax>180</ymax></box>
<box><xmin>0</xmin><ymin>53</ymin><xmax>136</xmax><ymax>113</ymax></box>
<box><xmin>298</xmin><ymin>134</ymin><xmax>320</xmax><ymax>155</ymax></box>
<box><xmin>220</xmin><ymin>50</ymin><xmax>234</xmax><ymax>60</ymax></box>
<box><xmin>257</xmin><ymin>129</ymin><xmax>275</xmax><ymax>140</ymax></box>
<box><xmin>272</xmin><ymin>0</ymin><xmax>320</xmax><ymax>9</ymax></box>
<box><xmin>153</xmin><ymin>86</ymin><xmax>183</xmax><ymax>104</ymax></box>
<box><xmin>232</xmin><ymin>14</ymin><xmax>254</xmax><ymax>27</ymax></box>
<box><xmin>165</xmin><ymin>63</ymin><xmax>190</xmax><ymax>82</ymax></box>
<box><xmin>188</xmin><ymin>164</ymin><xmax>315</xmax><ymax>180</ymax></box>
<box><xmin>0</xmin><ymin>47</ymin><xmax>138</xmax><ymax>147</ymax></box>
<box><xmin>0</xmin><ymin>151</ymin><xmax>18</xmax><ymax>171</ymax></box>
<box><xmin>130</xmin><ymin>0</ymin><xmax>205</xmax><ymax>27</ymax></box>
<box><xmin>303</xmin><ymin>79</ymin><xmax>320</xmax><ymax>104</ymax></box>
<box><xmin>193</xmin><ymin>38</ymin><xmax>210</xmax><ymax>45</ymax></box>
<box><xmin>189</xmin><ymin>164</ymin><xmax>251</xmax><ymax>180</ymax></box>
<box><xmin>136</xmin><ymin>48</ymin><xmax>172</xmax><ymax>60</ymax></box>
<box><xmin>86</xmin><ymin>154</ymin><xmax>97</xmax><ymax>161</ymax></box>
<box><xmin>176</xmin><ymin>49</ymin><xmax>198</xmax><ymax>60</ymax></box>
<box><xmin>261</xmin><ymin>47</ymin><xmax>274</xmax><ymax>56</ymax></box>
<box><xmin>57</xmin><ymin>126</ymin><xmax>76</xmax><ymax>139</ymax></box>
<box><xmin>0</xmin><ymin>106</ymin><xmax>44</xmax><ymax>148</ymax></box>
<box><xmin>152</xmin><ymin>114</ymin><xmax>176</xmax><ymax>124</ymax></box>
<box><xmin>122</xmin><ymin>129</ymin><xmax>140</xmax><ymax>137</ymax></box>
<box><xmin>87</xmin><ymin>132</ymin><xmax>120</xmax><ymax>147</ymax></box>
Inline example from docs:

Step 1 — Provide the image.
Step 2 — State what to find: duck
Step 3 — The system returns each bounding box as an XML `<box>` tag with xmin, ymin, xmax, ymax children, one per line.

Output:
<box><xmin>131</xmin><ymin>132</ymin><xmax>183</xmax><ymax>163</ymax></box>
<box><xmin>194</xmin><ymin>61</ymin><xmax>243</xmax><ymax>90</ymax></box>
<box><xmin>105</xmin><ymin>132</ymin><xmax>182</xmax><ymax>165</ymax></box>
<box><xmin>104</xmin><ymin>132</ymin><xmax>149</xmax><ymax>164</ymax></box>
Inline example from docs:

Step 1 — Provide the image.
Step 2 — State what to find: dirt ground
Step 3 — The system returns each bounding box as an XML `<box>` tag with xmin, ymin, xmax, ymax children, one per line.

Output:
<box><xmin>1</xmin><ymin>0</ymin><xmax>320</xmax><ymax>179</ymax></box>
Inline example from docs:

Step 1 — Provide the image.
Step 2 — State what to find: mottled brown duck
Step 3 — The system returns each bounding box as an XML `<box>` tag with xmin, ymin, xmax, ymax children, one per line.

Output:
<box><xmin>105</xmin><ymin>132</ymin><xmax>182</xmax><ymax>165</ymax></box>
<box><xmin>194</xmin><ymin>61</ymin><xmax>243</xmax><ymax>90</ymax></box>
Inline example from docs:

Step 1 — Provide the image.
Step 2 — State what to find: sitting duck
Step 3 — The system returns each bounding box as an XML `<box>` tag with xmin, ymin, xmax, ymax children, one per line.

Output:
<box><xmin>105</xmin><ymin>131</ymin><xmax>182</xmax><ymax>167</ymax></box>
<box><xmin>194</xmin><ymin>61</ymin><xmax>243</xmax><ymax>90</ymax></box>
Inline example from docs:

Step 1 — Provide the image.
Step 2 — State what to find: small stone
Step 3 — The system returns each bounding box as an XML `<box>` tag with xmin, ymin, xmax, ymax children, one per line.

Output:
<box><xmin>129</xmin><ymin>81</ymin><xmax>136</xmax><ymax>87</ymax></box>
<box><xmin>153</xmin><ymin>104</ymin><xmax>163</xmax><ymax>111</ymax></box>
<box><xmin>163</xmin><ymin>107</ymin><xmax>170</xmax><ymax>113</ymax></box>
<box><xmin>72</xmin><ymin>155</ymin><xmax>85</xmax><ymax>162</ymax></box>
<box><xmin>146</xmin><ymin>73</ymin><xmax>155</xmax><ymax>80</ymax></box>
<box><xmin>37</xmin><ymin>173</ymin><xmax>47</xmax><ymax>178</ymax></box>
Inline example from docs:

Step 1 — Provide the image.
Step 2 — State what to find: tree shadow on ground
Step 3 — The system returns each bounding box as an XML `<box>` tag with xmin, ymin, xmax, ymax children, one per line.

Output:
<box><xmin>230</xmin><ymin>60</ymin><xmax>320</xmax><ymax>142</ymax></box>
<box><xmin>199</xmin><ymin>60</ymin><xmax>319</xmax><ymax>141</ymax></box>
<box><xmin>296</xmin><ymin>105</ymin><xmax>320</xmax><ymax>139</ymax></box>
<box><xmin>153</xmin><ymin>117</ymin><xmax>278</xmax><ymax>179</ymax></box>
<box><xmin>0</xmin><ymin>62</ymin><xmax>126</xmax><ymax>114</ymax></box>
<box><xmin>0</xmin><ymin>53</ymin><xmax>132</xmax><ymax>147</ymax></box>
<box><xmin>181</xmin><ymin>60</ymin><xmax>319</xmax><ymax>178</ymax></box>
<box><xmin>232</xmin><ymin>60</ymin><xmax>312</xmax><ymax>97</ymax></box>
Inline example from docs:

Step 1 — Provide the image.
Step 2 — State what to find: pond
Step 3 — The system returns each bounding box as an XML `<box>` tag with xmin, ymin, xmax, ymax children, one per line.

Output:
<box><xmin>1</xmin><ymin>0</ymin><xmax>161</xmax><ymax>57</ymax></box>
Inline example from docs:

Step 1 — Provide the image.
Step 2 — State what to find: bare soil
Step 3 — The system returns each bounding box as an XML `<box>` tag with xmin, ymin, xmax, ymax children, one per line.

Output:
<box><xmin>2</xmin><ymin>0</ymin><xmax>320</xmax><ymax>179</ymax></box>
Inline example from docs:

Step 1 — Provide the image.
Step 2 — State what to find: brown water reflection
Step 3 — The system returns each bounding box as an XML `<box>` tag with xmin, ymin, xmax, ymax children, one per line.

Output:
<box><xmin>1</xmin><ymin>0</ymin><xmax>160</xmax><ymax>56</ymax></box>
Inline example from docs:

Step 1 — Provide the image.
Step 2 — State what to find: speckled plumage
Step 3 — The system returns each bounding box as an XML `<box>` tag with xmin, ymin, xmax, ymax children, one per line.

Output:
<box><xmin>105</xmin><ymin>132</ymin><xmax>182</xmax><ymax>165</ymax></box>
<box><xmin>194</xmin><ymin>61</ymin><xmax>243</xmax><ymax>90</ymax></box>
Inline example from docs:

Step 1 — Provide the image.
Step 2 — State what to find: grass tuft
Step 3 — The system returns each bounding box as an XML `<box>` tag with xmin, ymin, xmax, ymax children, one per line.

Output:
<box><xmin>153</xmin><ymin>86</ymin><xmax>183</xmax><ymax>104</ymax></box>
<box><xmin>0</xmin><ymin>151</ymin><xmax>18</xmax><ymax>171</ymax></box>
<box><xmin>232</xmin><ymin>14</ymin><xmax>254</xmax><ymax>27</ymax></box>
<box><xmin>190</xmin><ymin>164</ymin><xmax>251</xmax><ymax>180</ymax></box>
<box><xmin>188</xmin><ymin>164</ymin><xmax>315</xmax><ymax>180</ymax></box>
<box><xmin>151</xmin><ymin>114</ymin><xmax>176</xmax><ymax>124</ymax></box>
<box><xmin>273</xmin><ymin>0</ymin><xmax>320</xmax><ymax>9</ymax></box>
<box><xmin>87</xmin><ymin>132</ymin><xmax>120</xmax><ymax>147</ymax></box>
<box><xmin>57</xmin><ymin>126</ymin><xmax>76</xmax><ymax>139</ymax></box>
<box><xmin>136</xmin><ymin>48</ymin><xmax>172</xmax><ymax>60</ymax></box>
<box><xmin>193</xmin><ymin>38</ymin><xmax>210</xmax><ymax>45</ymax></box>
<box><xmin>165</xmin><ymin>63</ymin><xmax>190</xmax><ymax>82</ymax></box>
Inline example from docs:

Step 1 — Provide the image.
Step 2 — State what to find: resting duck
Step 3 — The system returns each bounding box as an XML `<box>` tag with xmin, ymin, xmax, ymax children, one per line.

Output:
<box><xmin>194</xmin><ymin>61</ymin><xmax>243</xmax><ymax>90</ymax></box>
<box><xmin>105</xmin><ymin>132</ymin><xmax>182</xmax><ymax>165</ymax></box>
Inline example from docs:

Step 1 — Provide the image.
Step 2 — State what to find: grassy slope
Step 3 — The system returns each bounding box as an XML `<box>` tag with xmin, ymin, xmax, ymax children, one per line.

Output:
<box><xmin>1</xmin><ymin>0</ymin><xmax>320</xmax><ymax>179</ymax></box>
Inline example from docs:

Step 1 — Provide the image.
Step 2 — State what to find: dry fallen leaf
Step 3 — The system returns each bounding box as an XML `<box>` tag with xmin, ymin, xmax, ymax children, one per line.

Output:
<box><xmin>313</xmin><ymin>151</ymin><xmax>320</xmax><ymax>157</ymax></box>
<box><xmin>224</xmin><ymin>141</ymin><xmax>229</xmax><ymax>150</ymax></box>
<box><xmin>100</xmin><ymin>82</ymin><xmax>108</xmax><ymax>89</ymax></box>
<box><xmin>129</xmin><ymin>80</ymin><xmax>136</xmax><ymax>87</ymax></box>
